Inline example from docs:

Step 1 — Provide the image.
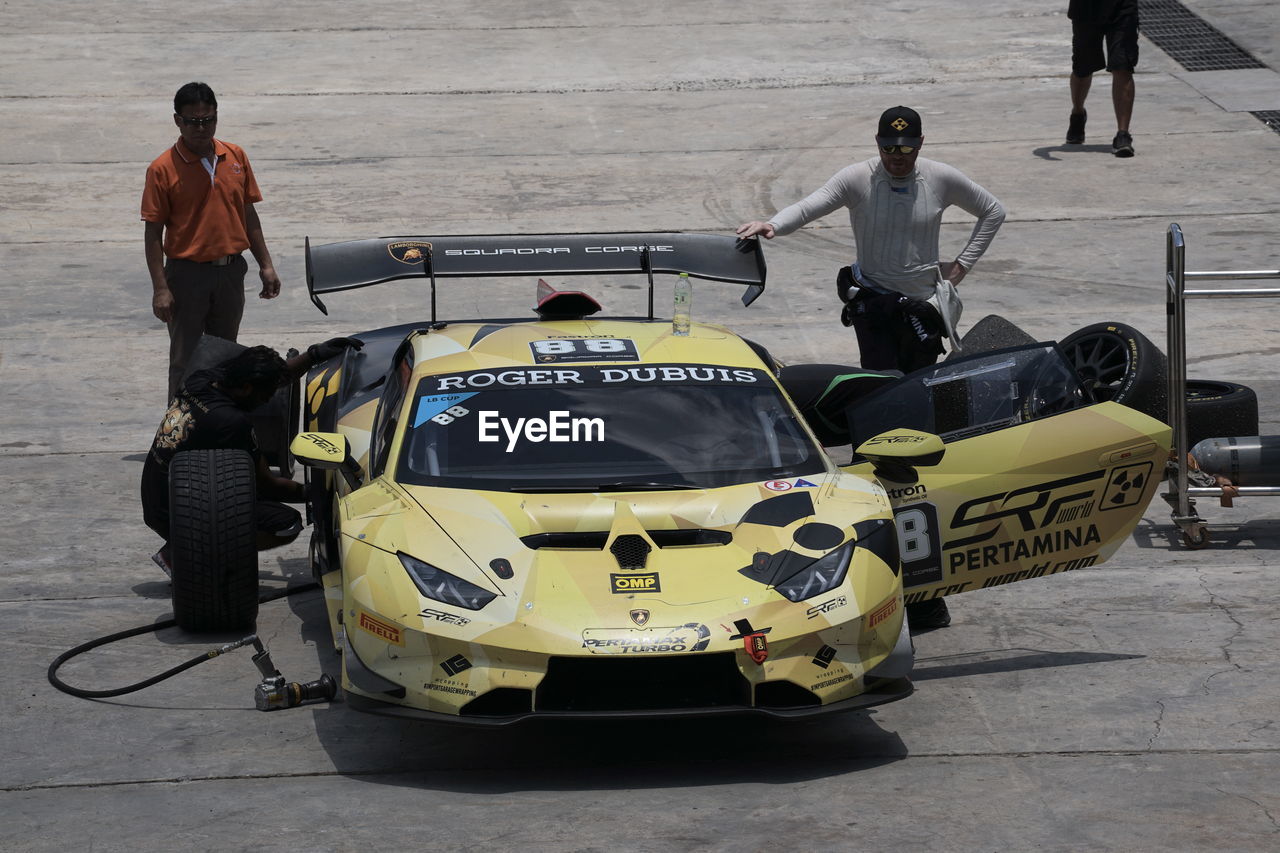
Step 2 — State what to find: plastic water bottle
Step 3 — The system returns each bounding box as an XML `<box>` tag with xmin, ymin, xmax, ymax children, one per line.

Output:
<box><xmin>1189</xmin><ymin>436</ymin><xmax>1280</xmax><ymax>486</ymax></box>
<box><xmin>673</xmin><ymin>273</ymin><xmax>692</xmax><ymax>336</ymax></box>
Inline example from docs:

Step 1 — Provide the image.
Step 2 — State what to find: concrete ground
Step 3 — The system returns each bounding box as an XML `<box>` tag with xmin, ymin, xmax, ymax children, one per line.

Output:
<box><xmin>2</xmin><ymin>1</ymin><xmax>1279</xmax><ymax>850</ymax></box>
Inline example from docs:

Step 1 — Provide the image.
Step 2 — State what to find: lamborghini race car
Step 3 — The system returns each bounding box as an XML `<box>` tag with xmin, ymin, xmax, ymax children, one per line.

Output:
<box><xmin>288</xmin><ymin>232</ymin><xmax>1171</xmax><ymax>724</ymax></box>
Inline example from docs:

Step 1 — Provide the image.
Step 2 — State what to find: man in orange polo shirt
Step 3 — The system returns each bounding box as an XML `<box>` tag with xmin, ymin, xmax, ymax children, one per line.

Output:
<box><xmin>142</xmin><ymin>82</ymin><xmax>283</xmax><ymax>399</ymax></box>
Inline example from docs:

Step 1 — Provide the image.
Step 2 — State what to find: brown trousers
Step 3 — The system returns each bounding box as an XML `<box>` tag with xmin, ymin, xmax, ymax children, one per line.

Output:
<box><xmin>164</xmin><ymin>255</ymin><xmax>247</xmax><ymax>398</ymax></box>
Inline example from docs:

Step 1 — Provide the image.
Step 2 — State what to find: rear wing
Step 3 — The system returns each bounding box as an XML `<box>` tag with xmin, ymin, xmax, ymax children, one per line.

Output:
<box><xmin>303</xmin><ymin>232</ymin><xmax>767</xmax><ymax>319</ymax></box>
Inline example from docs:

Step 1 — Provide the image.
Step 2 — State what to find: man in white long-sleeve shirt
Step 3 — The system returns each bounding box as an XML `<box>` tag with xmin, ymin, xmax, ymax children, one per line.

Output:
<box><xmin>738</xmin><ymin>107</ymin><xmax>1005</xmax><ymax>631</ymax></box>
<box><xmin>737</xmin><ymin>106</ymin><xmax>1005</xmax><ymax>374</ymax></box>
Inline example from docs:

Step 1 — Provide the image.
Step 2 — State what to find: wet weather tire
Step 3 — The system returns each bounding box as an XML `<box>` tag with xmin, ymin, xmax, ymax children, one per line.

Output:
<box><xmin>168</xmin><ymin>449</ymin><xmax>259</xmax><ymax>632</ymax></box>
<box><xmin>1059</xmin><ymin>322</ymin><xmax>1167</xmax><ymax>420</ymax></box>
<box><xmin>1185</xmin><ymin>380</ymin><xmax>1258</xmax><ymax>447</ymax></box>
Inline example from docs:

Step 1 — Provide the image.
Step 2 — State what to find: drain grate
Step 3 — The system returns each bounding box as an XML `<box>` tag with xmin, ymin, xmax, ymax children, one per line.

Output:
<box><xmin>1137</xmin><ymin>0</ymin><xmax>1278</xmax><ymax>136</ymax></box>
<box><xmin>1254</xmin><ymin>111</ymin><xmax>1280</xmax><ymax>133</ymax></box>
<box><xmin>1137</xmin><ymin>0</ymin><xmax>1263</xmax><ymax>71</ymax></box>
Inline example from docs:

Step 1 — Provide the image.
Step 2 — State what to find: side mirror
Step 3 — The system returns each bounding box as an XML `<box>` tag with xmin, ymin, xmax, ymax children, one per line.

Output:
<box><xmin>855</xmin><ymin>428</ymin><xmax>945</xmax><ymax>484</ymax></box>
<box><xmin>290</xmin><ymin>431</ymin><xmax>363</xmax><ymax>490</ymax></box>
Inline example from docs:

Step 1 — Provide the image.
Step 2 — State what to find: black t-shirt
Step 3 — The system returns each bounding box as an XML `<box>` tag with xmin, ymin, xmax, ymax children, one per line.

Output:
<box><xmin>140</xmin><ymin>368</ymin><xmax>259</xmax><ymax>534</ymax></box>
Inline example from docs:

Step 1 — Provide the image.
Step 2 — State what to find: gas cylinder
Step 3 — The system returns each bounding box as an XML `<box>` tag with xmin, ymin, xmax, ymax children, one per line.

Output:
<box><xmin>1188</xmin><ymin>436</ymin><xmax>1280</xmax><ymax>486</ymax></box>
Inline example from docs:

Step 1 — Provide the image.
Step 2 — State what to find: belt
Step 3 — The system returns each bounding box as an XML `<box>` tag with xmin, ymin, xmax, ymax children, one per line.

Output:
<box><xmin>179</xmin><ymin>254</ymin><xmax>239</xmax><ymax>266</ymax></box>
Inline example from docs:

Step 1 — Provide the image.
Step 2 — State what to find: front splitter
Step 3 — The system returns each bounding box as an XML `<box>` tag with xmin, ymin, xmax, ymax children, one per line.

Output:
<box><xmin>343</xmin><ymin>676</ymin><xmax>913</xmax><ymax>726</ymax></box>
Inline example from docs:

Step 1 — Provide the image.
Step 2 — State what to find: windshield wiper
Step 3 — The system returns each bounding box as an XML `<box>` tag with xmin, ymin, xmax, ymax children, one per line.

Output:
<box><xmin>508</xmin><ymin>481</ymin><xmax>698</xmax><ymax>493</ymax></box>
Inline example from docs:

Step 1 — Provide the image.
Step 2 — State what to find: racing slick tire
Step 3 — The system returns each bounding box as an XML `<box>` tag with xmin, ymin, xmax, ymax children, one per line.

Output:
<box><xmin>944</xmin><ymin>314</ymin><xmax>1037</xmax><ymax>360</ymax></box>
<box><xmin>1059</xmin><ymin>321</ymin><xmax>1167</xmax><ymax>419</ymax></box>
<box><xmin>1185</xmin><ymin>380</ymin><xmax>1259</xmax><ymax>447</ymax></box>
<box><xmin>168</xmin><ymin>449</ymin><xmax>259</xmax><ymax>632</ymax></box>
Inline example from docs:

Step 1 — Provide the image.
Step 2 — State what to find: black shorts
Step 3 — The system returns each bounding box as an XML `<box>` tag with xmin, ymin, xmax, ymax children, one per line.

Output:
<box><xmin>1071</xmin><ymin>0</ymin><xmax>1139</xmax><ymax>76</ymax></box>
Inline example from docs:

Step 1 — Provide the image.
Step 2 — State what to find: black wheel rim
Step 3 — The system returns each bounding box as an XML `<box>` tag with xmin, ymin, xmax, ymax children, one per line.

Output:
<box><xmin>1063</xmin><ymin>334</ymin><xmax>1130</xmax><ymax>400</ymax></box>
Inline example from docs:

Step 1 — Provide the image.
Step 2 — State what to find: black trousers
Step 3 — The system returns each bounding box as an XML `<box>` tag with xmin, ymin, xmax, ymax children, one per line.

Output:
<box><xmin>847</xmin><ymin>288</ymin><xmax>945</xmax><ymax>374</ymax></box>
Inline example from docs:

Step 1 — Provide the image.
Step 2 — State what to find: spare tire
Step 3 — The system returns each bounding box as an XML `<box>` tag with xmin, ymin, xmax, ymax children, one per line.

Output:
<box><xmin>168</xmin><ymin>449</ymin><xmax>259</xmax><ymax>632</ymax></box>
<box><xmin>1185</xmin><ymin>379</ymin><xmax>1259</xmax><ymax>447</ymax></box>
<box><xmin>1059</xmin><ymin>322</ymin><xmax>1168</xmax><ymax>420</ymax></box>
<box><xmin>945</xmin><ymin>314</ymin><xmax>1038</xmax><ymax>360</ymax></box>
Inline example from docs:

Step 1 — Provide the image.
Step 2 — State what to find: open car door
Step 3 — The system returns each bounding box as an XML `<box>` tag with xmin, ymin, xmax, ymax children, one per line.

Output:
<box><xmin>840</xmin><ymin>344</ymin><xmax>1171</xmax><ymax>606</ymax></box>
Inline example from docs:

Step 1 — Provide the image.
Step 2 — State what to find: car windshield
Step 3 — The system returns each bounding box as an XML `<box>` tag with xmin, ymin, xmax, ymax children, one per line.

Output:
<box><xmin>396</xmin><ymin>364</ymin><xmax>825</xmax><ymax>490</ymax></box>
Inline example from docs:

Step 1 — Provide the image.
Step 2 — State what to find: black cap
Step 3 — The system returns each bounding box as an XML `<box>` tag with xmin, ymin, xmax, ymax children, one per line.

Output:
<box><xmin>876</xmin><ymin>106</ymin><xmax>923</xmax><ymax>146</ymax></box>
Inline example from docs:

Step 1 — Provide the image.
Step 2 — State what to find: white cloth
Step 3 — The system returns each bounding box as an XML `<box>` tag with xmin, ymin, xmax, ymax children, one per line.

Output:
<box><xmin>929</xmin><ymin>275</ymin><xmax>964</xmax><ymax>351</ymax></box>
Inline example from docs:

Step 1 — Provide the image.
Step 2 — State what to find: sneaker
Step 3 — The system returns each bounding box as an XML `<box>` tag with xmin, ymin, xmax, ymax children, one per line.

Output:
<box><xmin>1066</xmin><ymin>110</ymin><xmax>1087</xmax><ymax>144</ymax></box>
<box><xmin>1112</xmin><ymin>131</ymin><xmax>1134</xmax><ymax>157</ymax></box>
<box><xmin>906</xmin><ymin>597</ymin><xmax>951</xmax><ymax>633</ymax></box>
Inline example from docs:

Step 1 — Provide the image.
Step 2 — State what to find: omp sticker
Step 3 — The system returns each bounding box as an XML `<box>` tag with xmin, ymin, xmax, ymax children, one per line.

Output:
<box><xmin>357</xmin><ymin>611</ymin><xmax>404</xmax><ymax>646</ymax></box>
<box><xmin>413</xmin><ymin>393</ymin><xmax>477</xmax><ymax>427</ymax></box>
<box><xmin>610</xmin><ymin>572</ymin><xmax>661</xmax><ymax>594</ymax></box>
<box><xmin>794</xmin><ymin>479</ymin><xmax>820</xmax><ymax>488</ymax></box>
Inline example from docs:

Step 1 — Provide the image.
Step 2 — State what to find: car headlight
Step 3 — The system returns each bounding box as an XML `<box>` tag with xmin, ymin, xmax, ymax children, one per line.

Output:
<box><xmin>774</xmin><ymin>542</ymin><xmax>854</xmax><ymax>603</ymax></box>
<box><xmin>398</xmin><ymin>552</ymin><xmax>497</xmax><ymax>611</ymax></box>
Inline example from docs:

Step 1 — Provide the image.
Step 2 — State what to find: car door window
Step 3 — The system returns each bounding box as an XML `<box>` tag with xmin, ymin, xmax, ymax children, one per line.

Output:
<box><xmin>369</xmin><ymin>344</ymin><xmax>414</xmax><ymax>478</ymax></box>
<box><xmin>847</xmin><ymin>344</ymin><xmax>1091</xmax><ymax>448</ymax></box>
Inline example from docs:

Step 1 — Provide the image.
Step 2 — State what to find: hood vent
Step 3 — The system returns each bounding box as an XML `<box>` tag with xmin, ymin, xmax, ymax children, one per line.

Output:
<box><xmin>610</xmin><ymin>534</ymin><xmax>652</xmax><ymax>570</ymax></box>
<box><xmin>520</xmin><ymin>529</ymin><xmax>733</xmax><ymax>551</ymax></box>
<box><xmin>520</xmin><ymin>532</ymin><xmax>609</xmax><ymax>550</ymax></box>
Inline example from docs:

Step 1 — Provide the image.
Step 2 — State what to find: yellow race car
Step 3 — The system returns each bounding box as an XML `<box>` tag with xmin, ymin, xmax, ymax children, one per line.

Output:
<box><xmin>289</xmin><ymin>232</ymin><xmax>1170</xmax><ymax>723</ymax></box>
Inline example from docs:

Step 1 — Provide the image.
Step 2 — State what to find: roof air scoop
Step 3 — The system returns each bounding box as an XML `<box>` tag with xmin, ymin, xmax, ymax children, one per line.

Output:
<box><xmin>534</xmin><ymin>278</ymin><xmax>602</xmax><ymax>320</ymax></box>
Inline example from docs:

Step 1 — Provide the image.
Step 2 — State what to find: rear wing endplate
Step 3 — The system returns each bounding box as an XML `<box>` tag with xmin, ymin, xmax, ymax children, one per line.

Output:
<box><xmin>304</xmin><ymin>232</ymin><xmax>766</xmax><ymax>318</ymax></box>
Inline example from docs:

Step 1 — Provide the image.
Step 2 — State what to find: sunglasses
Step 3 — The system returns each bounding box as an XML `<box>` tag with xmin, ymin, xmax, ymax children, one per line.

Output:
<box><xmin>880</xmin><ymin>145</ymin><xmax>916</xmax><ymax>155</ymax></box>
<box><xmin>177</xmin><ymin>114</ymin><xmax>217</xmax><ymax>127</ymax></box>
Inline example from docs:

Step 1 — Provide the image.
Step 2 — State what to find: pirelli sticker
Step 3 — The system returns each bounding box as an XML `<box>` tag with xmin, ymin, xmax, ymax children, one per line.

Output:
<box><xmin>867</xmin><ymin>597</ymin><xmax>899</xmax><ymax>629</ymax></box>
<box><xmin>357</xmin><ymin>611</ymin><xmax>404</xmax><ymax>646</ymax></box>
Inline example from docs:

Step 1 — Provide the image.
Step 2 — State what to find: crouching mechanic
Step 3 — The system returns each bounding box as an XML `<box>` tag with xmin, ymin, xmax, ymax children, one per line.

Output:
<box><xmin>141</xmin><ymin>337</ymin><xmax>362</xmax><ymax>570</ymax></box>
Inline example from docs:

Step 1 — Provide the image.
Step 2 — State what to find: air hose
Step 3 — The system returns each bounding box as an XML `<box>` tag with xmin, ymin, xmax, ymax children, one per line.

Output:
<box><xmin>47</xmin><ymin>582</ymin><xmax>336</xmax><ymax>711</ymax></box>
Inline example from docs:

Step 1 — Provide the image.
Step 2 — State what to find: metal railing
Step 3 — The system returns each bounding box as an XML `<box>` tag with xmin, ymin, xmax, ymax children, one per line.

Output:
<box><xmin>1164</xmin><ymin>223</ymin><xmax>1280</xmax><ymax>546</ymax></box>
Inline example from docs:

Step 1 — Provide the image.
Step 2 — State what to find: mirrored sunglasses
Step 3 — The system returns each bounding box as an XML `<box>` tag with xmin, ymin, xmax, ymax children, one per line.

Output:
<box><xmin>178</xmin><ymin>114</ymin><xmax>218</xmax><ymax>128</ymax></box>
<box><xmin>880</xmin><ymin>145</ymin><xmax>916</xmax><ymax>155</ymax></box>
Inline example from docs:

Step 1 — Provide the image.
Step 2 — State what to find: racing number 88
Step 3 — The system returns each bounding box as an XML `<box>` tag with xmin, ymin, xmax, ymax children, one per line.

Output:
<box><xmin>532</xmin><ymin>339</ymin><xmax>627</xmax><ymax>354</ymax></box>
<box><xmin>430</xmin><ymin>405</ymin><xmax>470</xmax><ymax>425</ymax></box>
